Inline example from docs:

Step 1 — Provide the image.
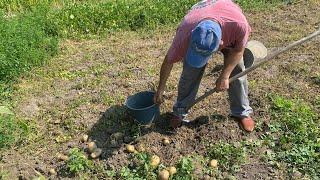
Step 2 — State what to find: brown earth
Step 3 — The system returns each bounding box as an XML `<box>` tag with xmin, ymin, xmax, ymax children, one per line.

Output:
<box><xmin>1</xmin><ymin>1</ymin><xmax>319</xmax><ymax>179</ymax></box>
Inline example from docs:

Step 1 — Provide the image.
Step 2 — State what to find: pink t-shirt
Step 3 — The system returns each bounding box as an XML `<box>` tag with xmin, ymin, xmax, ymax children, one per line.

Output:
<box><xmin>167</xmin><ymin>0</ymin><xmax>251</xmax><ymax>63</ymax></box>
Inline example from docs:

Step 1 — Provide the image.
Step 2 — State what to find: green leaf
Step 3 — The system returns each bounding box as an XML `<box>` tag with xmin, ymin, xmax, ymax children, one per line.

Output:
<box><xmin>0</xmin><ymin>106</ymin><xmax>14</xmax><ymax>115</ymax></box>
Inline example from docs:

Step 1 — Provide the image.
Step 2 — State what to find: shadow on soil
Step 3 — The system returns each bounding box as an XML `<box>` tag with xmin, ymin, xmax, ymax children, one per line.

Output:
<box><xmin>86</xmin><ymin>104</ymin><xmax>227</xmax><ymax>163</ymax></box>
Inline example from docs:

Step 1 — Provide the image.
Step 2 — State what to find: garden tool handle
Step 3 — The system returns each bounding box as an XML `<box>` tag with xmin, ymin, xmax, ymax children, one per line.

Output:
<box><xmin>190</xmin><ymin>28</ymin><xmax>320</xmax><ymax>108</ymax></box>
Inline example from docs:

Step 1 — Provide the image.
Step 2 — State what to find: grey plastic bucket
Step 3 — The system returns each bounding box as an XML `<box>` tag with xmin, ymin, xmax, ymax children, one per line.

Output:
<box><xmin>125</xmin><ymin>91</ymin><xmax>160</xmax><ymax>125</ymax></box>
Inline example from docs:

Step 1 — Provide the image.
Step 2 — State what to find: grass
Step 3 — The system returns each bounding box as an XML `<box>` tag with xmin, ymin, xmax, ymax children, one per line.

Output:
<box><xmin>0</xmin><ymin>114</ymin><xmax>30</xmax><ymax>149</ymax></box>
<box><xmin>0</xmin><ymin>7</ymin><xmax>58</xmax><ymax>84</ymax></box>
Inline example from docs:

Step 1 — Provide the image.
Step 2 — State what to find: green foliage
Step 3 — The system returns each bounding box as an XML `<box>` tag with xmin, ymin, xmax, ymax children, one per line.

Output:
<box><xmin>119</xmin><ymin>152</ymin><xmax>158</xmax><ymax>179</ymax></box>
<box><xmin>172</xmin><ymin>157</ymin><xmax>195</xmax><ymax>180</ymax></box>
<box><xmin>66</xmin><ymin>148</ymin><xmax>93</xmax><ymax>174</ymax></box>
<box><xmin>207</xmin><ymin>142</ymin><xmax>246</xmax><ymax>174</ymax></box>
<box><xmin>0</xmin><ymin>7</ymin><xmax>58</xmax><ymax>83</ymax></box>
<box><xmin>0</xmin><ymin>115</ymin><xmax>16</xmax><ymax>149</ymax></box>
<box><xmin>265</xmin><ymin>95</ymin><xmax>320</xmax><ymax>178</ymax></box>
<box><xmin>0</xmin><ymin>114</ymin><xmax>29</xmax><ymax>149</ymax></box>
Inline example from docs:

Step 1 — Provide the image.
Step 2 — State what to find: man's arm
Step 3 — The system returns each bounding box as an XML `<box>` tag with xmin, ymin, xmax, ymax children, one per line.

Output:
<box><xmin>215</xmin><ymin>47</ymin><xmax>245</xmax><ymax>91</ymax></box>
<box><xmin>153</xmin><ymin>55</ymin><xmax>174</xmax><ymax>104</ymax></box>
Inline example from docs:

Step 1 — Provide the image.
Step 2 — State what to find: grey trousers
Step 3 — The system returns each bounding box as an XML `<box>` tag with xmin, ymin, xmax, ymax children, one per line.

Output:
<box><xmin>173</xmin><ymin>58</ymin><xmax>253</xmax><ymax>119</ymax></box>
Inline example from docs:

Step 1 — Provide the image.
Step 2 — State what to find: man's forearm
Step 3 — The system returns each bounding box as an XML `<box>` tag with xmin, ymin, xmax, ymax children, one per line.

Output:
<box><xmin>157</xmin><ymin>56</ymin><xmax>173</xmax><ymax>92</ymax></box>
<box><xmin>221</xmin><ymin>49</ymin><xmax>244</xmax><ymax>79</ymax></box>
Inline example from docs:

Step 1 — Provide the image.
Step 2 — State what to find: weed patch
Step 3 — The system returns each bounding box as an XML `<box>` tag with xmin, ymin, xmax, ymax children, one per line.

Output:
<box><xmin>0</xmin><ymin>113</ymin><xmax>30</xmax><ymax>149</ymax></box>
<box><xmin>119</xmin><ymin>152</ymin><xmax>159</xmax><ymax>179</ymax></box>
<box><xmin>66</xmin><ymin>148</ymin><xmax>94</xmax><ymax>174</ymax></box>
<box><xmin>173</xmin><ymin>156</ymin><xmax>195</xmax><ymax>179</ymax></box>
<box><xmin>263</xmin><ymin>95</ymin><xmax>320</xmax><ymax>178</ymax></box>
<box><xmin>207</xmin><ymin>141</ymin><xmax>246</xmax><ymax>174</ymax></box>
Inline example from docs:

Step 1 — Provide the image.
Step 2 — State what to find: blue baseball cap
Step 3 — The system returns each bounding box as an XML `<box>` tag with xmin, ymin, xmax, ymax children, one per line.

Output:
<box><xmin>186</xmin><ymin>20</ymin><xmax>222</xmax><ymax>68</ymax></box>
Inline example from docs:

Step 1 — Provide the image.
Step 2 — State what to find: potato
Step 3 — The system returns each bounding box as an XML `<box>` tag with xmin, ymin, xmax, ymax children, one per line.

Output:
<box><xmin>158</xmin><ymin>169</ymin><xmax>170</xmax><ymax>180</ymax></box>
<box><xmin>209</xmin><ymin>159</ymin><xmax>218</xmax><ymax>168</ymax></box>
<box><xmin>167</xmin><ymin>166</ymin><xmax>177</xmax><ymax>175</ymax></box>
<box><xmin>91</xmin><ymin>148</ymin><xmax>102</xmax><ymax>159</ymax></box>
<box><xmin>162</xmin><ymin>137</ymin><xmax>170</xmax><ymax>146</ymax></box>
<box><xmin>88</xmin><ymin>142</ymin><xmax>97</xmax><ymax>153</ymax></box>
<box><xmin>49</xmin><ymin>168</ymin><xmax>57</xmax><ymax>176</ymax></box>
<box><xmin>81</xmin><ymin>134</ymin><xmax>89</xmax><ymax>142</ymax></box>
<box><xmin>57</xmin><ymin>153</ymin><xmax>69</xmax><ymax>161</ymax></box>
<box><xmin>126</xmin><ymin>144</ymin><xmax>135</xmax><ymax>153</ymax></box>
<box><xmin>150</xmin><ymin>155</ymin><xmax>160</xmax><ymax>167</ymax></box>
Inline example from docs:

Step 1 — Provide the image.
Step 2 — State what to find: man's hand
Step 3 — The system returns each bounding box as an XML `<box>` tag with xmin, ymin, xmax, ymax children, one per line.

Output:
<box><xmin>215</xmin><ymin>76</ymin><xmax>229</xmax><ymax>92</ymax></box>
<box><xmin>154</xmin><ymin>55</ymin><xmax>174</xmax><ymax>105</ymax></box>
<box><xmin>153</xmin><ymin>90</ymin><xmax>164</xmax><ymax>104</ymax></box>
<box><xmin>215</xmin><ymin>47</ymin><xmax>245</xmax><ymax>92</ymax></box>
